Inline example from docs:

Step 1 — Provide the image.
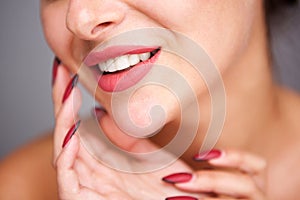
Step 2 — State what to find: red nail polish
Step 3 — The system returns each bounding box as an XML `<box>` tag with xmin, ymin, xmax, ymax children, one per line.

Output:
<box><xmin>62</xmin><ymin>120</ymin><xmax>81</xmax><ymax>148</ymax></box>
<box><xmin>62</xmin><ymin>74</ymin><xmax>79</xmax><ymax>103</ymax></box>
<box><xmin>52</xmin><ymin>57</ymin><xmax>61</xmax><ymax>86</ymax></box>
<box><xmin>193</xmin><ymin>149</ymin><xmax>222</xmax><ymax>161</ymax></box>
<box><xmin>165</xmin><ymin>196</ymin><xmax>198</xmax><ymax>200</ymax></box>
<box><xmin>162</xmin><ymin>172</ymin><xmax>192</xmax><ymax>184</ymax></box>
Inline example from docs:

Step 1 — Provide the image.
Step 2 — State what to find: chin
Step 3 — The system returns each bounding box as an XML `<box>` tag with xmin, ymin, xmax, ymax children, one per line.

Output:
<box><xmin>105</xmin><ymin>85</ymin><xmax>179</xmax><ymax>138</ymax></box>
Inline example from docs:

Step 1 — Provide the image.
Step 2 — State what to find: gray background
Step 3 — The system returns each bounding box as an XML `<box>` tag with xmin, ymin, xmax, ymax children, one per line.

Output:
<box><xmin>0</xmin><ymin>1</ymin><xmax>299</xmax><ymax>159</ymax></box>
<box><xmin>0</xmin><ymin>1</ymin><xmax>54</xmax><ymax>158</ymax></box>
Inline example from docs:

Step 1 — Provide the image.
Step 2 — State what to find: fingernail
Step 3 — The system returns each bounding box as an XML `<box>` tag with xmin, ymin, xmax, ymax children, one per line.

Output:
<box><xmin>93</xmin><ymin>106</ymin><xmax>106</xmax><ymax>119</ymax></box>
<box><xmin>162</xmin><ymin>172</ymin><xmax>192</xmax><ymax>184</ymax></box>
<box><xmin>62</xmin><ymin>74</ymin><xmax>79</xmax><ymax>103</ymax></box>
<box><xmin>193</xmin><ymin>149</ymin><xmax>222</xmax><ymax>161</ymax></box>
<box><xmin>52</xmin><ymin>57</ymin><xmax>61</xmax><ymax>86</ymax></box>
<box><xmin>165</xmin><ymin>196</ymin><xmax>198</xmax><ymax>200</ymax></box>
<box><xmin>62</xmin><ymin>120</ymin><xmax>81</xmax><ymax>148</ymax></box>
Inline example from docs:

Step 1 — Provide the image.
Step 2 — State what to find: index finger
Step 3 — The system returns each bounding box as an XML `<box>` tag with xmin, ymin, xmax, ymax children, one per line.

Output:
<box><xmin>52</xmin><ymin>63</ymin><xmax>72</xmax><ymax>117</ymax></box>
<box><xmin>199</xmin><ymin>149</ymin><xmax>267</xmax><ymax>175</ymax></box>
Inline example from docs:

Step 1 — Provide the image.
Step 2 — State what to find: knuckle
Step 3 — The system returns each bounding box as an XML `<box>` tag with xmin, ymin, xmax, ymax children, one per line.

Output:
<box><xmin>240</xmin><ymin>175</ymin><xmax>257</xmax><ymax>196</ymax></box>
<box><xmin>55</xmin><ymin>154</ymin><xmax>64</xmax><ymax>169</ymax></box>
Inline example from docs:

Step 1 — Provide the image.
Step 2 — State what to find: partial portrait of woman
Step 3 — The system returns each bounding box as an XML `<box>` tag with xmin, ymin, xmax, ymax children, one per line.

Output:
<box><xmin>0</xmin><ymin>0</ymin><xmax>300</xmax><ymax>199</ymax></box>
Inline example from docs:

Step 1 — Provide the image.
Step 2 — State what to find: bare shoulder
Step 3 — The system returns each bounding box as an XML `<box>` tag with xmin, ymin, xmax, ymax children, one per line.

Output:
<box><xmin>0</xmin><ymin>133</ymin><xmax>58</xmax><ymax>200</ymax></box>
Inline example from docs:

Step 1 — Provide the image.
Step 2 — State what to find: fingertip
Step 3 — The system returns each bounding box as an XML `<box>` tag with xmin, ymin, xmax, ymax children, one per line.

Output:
<box><xmin>52</xmin><ymin>65</ymin><xmax>72</xmax><ymax>116</ymax></box>
<box><xmin>207</xmin><ymin>151</ymin><xmax>227</xmax><ymax>165</ymax></box>
<box><xmin>52</xmin><ymin>64</ymin><xmax>69</xmax><ymax>93</ymax></box>
<box><xmin>64</xmin><ymin>133</ymin><xmax>80</xmax><ymax>152</ymax></box>
<box><xmin>61</xmin><ymin>74</ymin><xmax>79</xmax><ymax>104</ymax></box>
<box><xmin>56</xmin><ymin>87</ymin><xmax>82</xmax><ymax>127</ymax></box>
<box><xmin>172</xmin><ymin>175</ymin><xmax>198</xmax><ymax>191</ymax></box>
<box><xmin>193</xmin><ymin>149</ymin><xmax>224</xmax><ymax>162</ymax></box>
<box><xmin>62</xmin><ymin>86</ymin><xmax>82</xmax><ymax>116</ymax></box>
<box><xmin>62</xmin><ymin>120</ymin><xmax>81</xmax><ymax>148</ymax></box>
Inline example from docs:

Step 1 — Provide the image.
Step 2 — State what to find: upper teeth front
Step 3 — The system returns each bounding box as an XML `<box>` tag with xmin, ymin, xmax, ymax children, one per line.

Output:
<box><xmin>98</xmin><ymin>52</ymin><xmax>151</xmax><ymax>73</ymax></box>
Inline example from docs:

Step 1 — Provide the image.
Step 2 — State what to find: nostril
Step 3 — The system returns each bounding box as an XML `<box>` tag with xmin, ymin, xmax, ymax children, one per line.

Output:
<box><xmin>91</xmin><ymin>22</ymin><xmax>113</xmax><ymax>35</ymax></box>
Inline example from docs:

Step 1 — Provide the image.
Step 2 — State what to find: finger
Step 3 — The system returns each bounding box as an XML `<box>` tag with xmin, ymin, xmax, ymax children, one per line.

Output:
<box><xmin>202</xmin><ymin>198</ymin><xmax>237</xmax><ymax>200</ymax></box>
<box><xmin>72</xmin><ymin>156</ymin><xmax>99</xmax><ymax>190</ymax></box>
<box><xmin>53</xmin><ymin>86</ymin><xmax>82</xmax><ymax>161</ymax></box>
<box><xmin>52</xmin><ymin>63</ymin><xmax>71</xmax><ymax>117</ymax></box>
<box><xmin>207</xmin><ymin>149</ymin><xmax>267</xmax><ymax>175</ymax></box>
<box><xmin>165</xmin><ymin>196</ymin><xmax>237</xmax><ymax>200</ymax></box>
<box><xmin>56</xmin><ymin>135</ymin><xmax>106</xmax><ymax>200</ymax></box>
<box><xmin>172</xmin><ymin>170</ymin><xmax>264</xmax><ymax>199</ymax></box>
<box><xmin>56</xmin><ymin>134</ymin><xmax>81</xmax><ymax>197</ymax></box>
<box><xmin>79</xmin><ymin>187</ymin><xmax>107</xmax><ymax>200</ymax></box>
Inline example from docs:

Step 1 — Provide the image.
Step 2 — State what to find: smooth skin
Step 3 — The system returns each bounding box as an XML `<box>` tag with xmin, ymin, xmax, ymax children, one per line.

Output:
<box><xmin>52</xmin><ymin>64</ymin><xmax>266</xmax><ymax>199</ymax></box>
<box><xmin>1</xmin><ymin>0</ymin><xmax>300</xmax><ymax>199</ymax></box>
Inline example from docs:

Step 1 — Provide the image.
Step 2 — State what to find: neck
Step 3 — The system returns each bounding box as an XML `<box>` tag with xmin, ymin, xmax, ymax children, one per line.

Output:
<box><xmin>226</xmin><ymin>11</ymin><xmax>281</xmax><ymax>149</ymax></box>
<box><xmin>219</xmin><ymin>15</ymin><xmax>277</xmax><ymax>149</ymax></box>
<box><xmin>187</xmin><ymin>5</ymin><xmax>281</xmax><ymax>161</ymax></box>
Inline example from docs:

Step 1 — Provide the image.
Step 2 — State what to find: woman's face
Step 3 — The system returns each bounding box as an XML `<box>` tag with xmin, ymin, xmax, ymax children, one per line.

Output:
<box><xmin>40</xmin><ymin>0</ymin><xmax>262</xmax><ymax>128</ymax></box>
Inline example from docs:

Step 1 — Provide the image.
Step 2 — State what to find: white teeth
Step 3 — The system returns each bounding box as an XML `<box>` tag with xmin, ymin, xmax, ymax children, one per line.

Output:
<box><xmin>128</xmin><ymin>54</ymin><xmax>140</xmax><ymax>66</ymax></box>
<box><xmin>106</xmin><ymin>58</ymin><xmax>114</xmax><ymax>68</ymax></box>
<box><xmin>139</xmin><ymin>52</ymin><xmax>151</xmax><ymax>61</ymax></box>
<box><xmin>98</xmin><ymin>51</ymin><xmax>154</xmax><ymax>73</ymax></box>
<box><xmin>115</xmin><ymin>55</ymin><xmax>130</xmax><ymax>71</ymax></box>
<box><xmin>99</xmin><ymin>62</ymin><xmax>106</xmax><ymax>72</ymax></box>
<box><xmin>102</xmin><ymin>58</ymin><xmax>116</xmax><ymax>72</ymax></box>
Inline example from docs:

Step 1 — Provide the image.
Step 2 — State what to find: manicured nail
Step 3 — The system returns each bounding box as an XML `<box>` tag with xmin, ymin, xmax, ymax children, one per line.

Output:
<box><xmin>62</xmin><ymin>74</ymin><xmax>79</xmax><ymax>103</ymax></box>
<box><xmin>193</xmin><ymin>149</ymin><xmax>222</xmax><ymax>161</ymax></box>
<box><xmin>62</xmin><ymin>120</ymin><xmax>81</xmax><ymax>148</ymax></box>
<box><xmin>52</xmin><ymin>57</ymin><xmax>61</xmax><ymax>86</ymax></box>
<box><xmin>93</xmin><ymin>106</ymin><xmax>107</xmax><ymax>119</ymax></box>
<box><xmin>162</xmin><ymin>172</ymin><xmax>192</xmax><ymax>184</ymax></box>
<box><xmin>165</xmin><ymin>196</ymin><xmax>198</xmax><ymax>200</ymax></box>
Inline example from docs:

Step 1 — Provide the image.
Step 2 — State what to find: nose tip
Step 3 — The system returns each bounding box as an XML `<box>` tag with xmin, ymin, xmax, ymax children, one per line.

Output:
<box><xmin>66</xmin><ymin>1</ymin><xmax>125</xmax><ymax>40</ymax></box>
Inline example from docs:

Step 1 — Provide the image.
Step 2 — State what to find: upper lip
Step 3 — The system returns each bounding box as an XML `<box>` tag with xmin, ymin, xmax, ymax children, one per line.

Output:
<box><xmin>84</xmin><ymin>45</ymin><xmax>160</xmax><ymax>67</ymax></box>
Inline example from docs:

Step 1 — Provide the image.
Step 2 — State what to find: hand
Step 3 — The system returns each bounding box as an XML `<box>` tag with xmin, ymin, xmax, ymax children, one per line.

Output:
<box><xmin>162</xmin><ymin>149</ymin><xmax>267</xmax><ymax>200</ymax></box>
<box><xmin>51</xmin><ymin>61</ymin><xmax>203</xmax><ymax>200</ymax></box>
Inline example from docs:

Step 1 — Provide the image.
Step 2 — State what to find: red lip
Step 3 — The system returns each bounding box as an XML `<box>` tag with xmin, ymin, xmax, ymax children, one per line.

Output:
<box><xmin>84</xmin><ymin>45</ymin><xmax>159</xmax><ymax>67</ymax></box>
<box><xmin>85</xmin><ymin>46</ymin><xmax>161</xmax><ymax>92</ymax></box>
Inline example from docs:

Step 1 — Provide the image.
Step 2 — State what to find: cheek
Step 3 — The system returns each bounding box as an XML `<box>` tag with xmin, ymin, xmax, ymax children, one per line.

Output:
<box><xmin>144</xmin><ymin>0</ymin><xmax>259</xmax><ymax>73</ymax></box>
<box><xmin>41</xmin><ymin>4</ymin><xmax>77</xmax><ymax>72</ymax></box>
<box><xmin>190</xmin><ymin>1</ymin><xmax>259</xmax><ymax>72</ymax></box>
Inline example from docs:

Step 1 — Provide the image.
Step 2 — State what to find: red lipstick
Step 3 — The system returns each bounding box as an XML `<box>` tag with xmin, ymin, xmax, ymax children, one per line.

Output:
<box><xmin>84</xmin><ymin>45</ymin><xmax>159</xmax><ymax>67</ymax></box>
<box><xmin>84</xmin><ymin>45</ymin><xmax>161</xmax><ymax>92</ymax></box>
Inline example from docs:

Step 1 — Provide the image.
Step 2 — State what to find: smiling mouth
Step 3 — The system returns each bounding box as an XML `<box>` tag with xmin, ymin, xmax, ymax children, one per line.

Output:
<box><xmin>85</xmin><ymin>46</ymin><xmax>161</xmax><ymax>92</ymax></box>
<box><xmin>95</xmin><ymin>48</ymin><xmax>160</xmax><ymax>74</ymax></box>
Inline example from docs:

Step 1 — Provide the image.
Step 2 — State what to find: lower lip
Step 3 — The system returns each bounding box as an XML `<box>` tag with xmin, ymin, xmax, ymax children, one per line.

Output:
<box><xmin>97</xmin><ymin>50</ymin><xmax>161</xmax><ymax>92</ymax></box>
